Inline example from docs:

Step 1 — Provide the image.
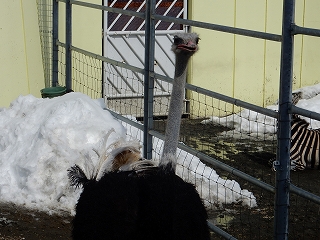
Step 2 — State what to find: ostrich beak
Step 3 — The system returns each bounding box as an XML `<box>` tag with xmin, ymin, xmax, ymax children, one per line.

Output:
<box><xmin>177</xmin><ymin>41</ymin><xmax>198</xmax><ymax>52</ymax></box>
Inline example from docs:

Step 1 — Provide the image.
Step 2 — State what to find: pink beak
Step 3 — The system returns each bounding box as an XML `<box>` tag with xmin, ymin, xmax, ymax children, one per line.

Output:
<box><xmin>177</xmin><ymin>41</ymin><xmax>197</xmax><ymax>52</ymax></box>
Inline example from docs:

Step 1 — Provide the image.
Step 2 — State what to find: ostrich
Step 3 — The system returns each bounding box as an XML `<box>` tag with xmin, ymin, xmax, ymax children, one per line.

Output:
<box><xmin>161</xmin><ymin>32</ymin><xmax>199</xmax><ymax>171</ymax></box>
<box><xmin>68</xmin><ymin>32</ymin><xmax>210</xmax><ymax>240</ymax></box>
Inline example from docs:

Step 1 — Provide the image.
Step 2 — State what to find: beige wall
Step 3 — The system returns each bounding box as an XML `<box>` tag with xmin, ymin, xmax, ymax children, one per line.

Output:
<box><xmin>58</xmin><ymin>0</ymin><xmax>103</xmax><ymax>97</ymax></box>
<box><xmin>188</xmin><ymin>0</ymin><xmax>320</xmax><ymax>113</ymax></box>
<box><xmin>0</xmin><ymin>0</ymin><xmax>45</xmax><ymax>107</ymax></box>
<box><xmin>58</xmin><ymin>1</ymin><xmax>102</xmax><ymax>55</ymax></box>
<box><xmin>295</xmin><ymin>0</ymin><xmax>320</xmax><ymax>89</ymax></box>
<box><xmin>0</xmin><ymin>0</ymin><xmax>102</xmax><ymax>107</ymax></box>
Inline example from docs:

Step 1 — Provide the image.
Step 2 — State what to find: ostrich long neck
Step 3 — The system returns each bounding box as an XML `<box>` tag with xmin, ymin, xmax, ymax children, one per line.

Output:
<box><xmin>160</xmin><ymin>53</ymin><xmax>191</xmax><ymax>171</ymax></box>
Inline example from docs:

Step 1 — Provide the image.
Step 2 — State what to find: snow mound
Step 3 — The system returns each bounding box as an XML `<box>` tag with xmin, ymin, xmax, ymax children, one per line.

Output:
<box><xmin>0</xmin><ymin>93</ymin><xmax>125</xmax><ymax>214</ymax></box>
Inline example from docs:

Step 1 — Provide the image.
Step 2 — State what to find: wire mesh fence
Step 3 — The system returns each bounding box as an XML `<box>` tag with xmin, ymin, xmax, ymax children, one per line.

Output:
<box><xmin>104</xmin><ymin>64</ymin><xmax>146</xmax><ymax>117</ymax></box>
<box><xmin>152</xmin><ymin>86</ymin><xmax>277</xmax><ymax>239</ymax></box>
<box><xmin>72</xmin><ymin>50</ymin><xmax>102</xmax><ymax>98</ymax></box>
<box><xmin>37</xmin><ymin>0</ymin><xmax>320</xmax><ymax>239</ymax></box>
<box><xmin>36</xmin><ymin>0</ymin><xmax>53</xmax><ymax>87</ymax></box>
<box><xmin>57</xmin><ymin>45</ymin><xmax>66</xmax><ymax>87</ymax></box>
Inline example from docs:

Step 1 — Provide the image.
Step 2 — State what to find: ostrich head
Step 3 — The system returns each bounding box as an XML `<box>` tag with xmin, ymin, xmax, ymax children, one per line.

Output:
<box><xmin>171</xmin><ymin>32</ymin><xmax>200</xmax><ymax>56</ymax></box>
<box><xmin>170</xmin><ymin>32</ymin><xmax>199</xmax><ymax>78</ymax></box>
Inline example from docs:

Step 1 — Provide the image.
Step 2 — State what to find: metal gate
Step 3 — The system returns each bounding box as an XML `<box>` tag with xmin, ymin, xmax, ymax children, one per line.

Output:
<box><xmin>103</xmin><ymin>0</ymin><xmax>187</xmax><ymax>117</ymax></box>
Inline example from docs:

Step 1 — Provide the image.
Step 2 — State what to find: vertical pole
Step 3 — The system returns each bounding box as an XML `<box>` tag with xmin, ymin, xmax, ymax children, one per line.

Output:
<box><xmin>102</xmin><ymin>0</ymin><xmax>105</xmax><ymax>98</ymax></box>
<box><xmin>52</xmin><ymin>0</ymin><xmax>59</xmax><ymax>87</ymax></box>
<box><xmin>274</xmin><ymin>0</ymin><xmax>295</xmax><ymax>239</ymax></box>
<box><xmin>65</xmin><ymin>0</ymin><xmax>72</xmax><ymax>91</ymax></box>
<box><xmin>143</xmin><ymin>0</ymin><xmax>156</xmax><ymax>159</ymax></box>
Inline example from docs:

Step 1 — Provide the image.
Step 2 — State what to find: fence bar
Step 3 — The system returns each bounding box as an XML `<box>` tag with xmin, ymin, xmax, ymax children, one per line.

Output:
<box><xmin>292</xmin><ymin>24</ymin><xmax>320</xmax><ymax>37</ymax></box>
<box><xmin>64</xmin><ymin>43</ymin><xmax>145</xmax><ymax>74</ymax></box>
<box><xmin>291</xmin><ymin>105</ymin><xmax>320</xmax><ymax>121</ymax></box>
<box><xmin>207</xmin><ymin>221</ymin><xmax>238</xmax><ymax>240</ymax></box>
<box><xmin>65</xmin><ymin>42</ymin><xmax>279</xmax><ymax>122</ymax></box>
<box><xmin>180</xmin><ymin>142</ymin><xmax>276</xmax><ymax>193</ymax></box>
<box><xmin>185</xmin><ymin>82</ymin><xmax>279</xmax><ymax>119</ymax></box>
<box><xmin>149</xmin><ymin>129</ymin><xmax>275</xmax><ymax>193</ymax></box>
<box><xmin>290</xmin><ymin>184</ymin><xmax>320</xmax><ymax>205</ymax></box>
<box><xmin>65</xmin><ymin>0</ymin><xmax>145</xmax><ymax>19</ymax></box>
<box><xmin>274</xmin><ymin>0</ymin><xmax>295</xmax><ymax>239</ymax></box>
<box><xmin>153</xmin><ymin>15</ymin><xmax>282</xmax><ymax>42</ymax></box>
<box><xmin>106</xmin><ymin>30</ymin><xmax>184</xmax><ymax>36</ymax></box>
<box><xmin>143</xmin><ymin>0</ymin><xmax>156</xmax><ymax>160</ymax></box>
<box><xmin>106</xmin><ymin>94</ymin><xmax>171</xmax><ymax>100</ymax></box>
<box><xmin>61</xmin><ymin>0</ymin><xmax>281</xmax><ymax>42</ymax></box>
<box><xmin>52</xmin><ymin>0</ymin><xmax>59</xmax><ymax>86</ymax></box>
<box><xmin>108</xmin><ymin>109</ymin><xmax>144</xmax><ymax>131</ymax></box>
<box><xmin>154</xmin><ymin>73</ymin><xmax>279</xmax><ymax>119</ymax></box>
<box><xmin>60</xmin><ymin>40</ymin><xmax>280</xmax><ymax>120</ymax></box>
<box><xmin>65</xmin><ymin>0</ymin><xmax>72</xmax><ymax>91</ymax></box>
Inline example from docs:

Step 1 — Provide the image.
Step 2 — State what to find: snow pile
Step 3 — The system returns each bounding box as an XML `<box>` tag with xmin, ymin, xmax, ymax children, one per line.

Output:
<box><xmin>0</xmin><ymin>92</ymin><xmax>256</xmax><ymax>215</ymax></box>
<box><xmin>201</xmin><ymin>105</ymin><xmax>278</xmax><ymax>135</ymax></box>
<box><xmin>174</xmin><ymin>150</ymin><xmax>256</xmax><ymax>207</ymax></box>
<box><xmin>0</xmin><ymin>93</ymin><xmax>126</xmax><ymax>214</ymax></box>
<box><xmin>202</xmin><ymin>83</ymin><xmax>320</xmax><ymax>134</ymax></box>
<box><xmin>293</xmin><ymin>83</ymin><xmax>320</xmax><ymax>100</ymax></box>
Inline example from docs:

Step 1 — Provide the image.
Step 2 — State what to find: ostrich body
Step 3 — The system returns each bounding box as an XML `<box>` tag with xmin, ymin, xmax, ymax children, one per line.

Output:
<box><xmin>161</xmin><ymin>32</ymin><xmax>199</xmax><ymax>171</ymax></box>
<box><xmin>68</xmin><ymin>33</ymin><xmax>209</xmax><ymax>240</ymax></box>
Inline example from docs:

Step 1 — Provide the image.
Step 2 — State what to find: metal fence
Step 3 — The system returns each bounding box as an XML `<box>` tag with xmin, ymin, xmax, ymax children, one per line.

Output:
<box><xmin>38</xmin><ymin>0</ymin><xmax>320</xmax><ymax>239</ymax></box>
<box><xmin>36</xmin><ymin>0</ymin><xmax>54</xmax><ymax>87</ymax></box>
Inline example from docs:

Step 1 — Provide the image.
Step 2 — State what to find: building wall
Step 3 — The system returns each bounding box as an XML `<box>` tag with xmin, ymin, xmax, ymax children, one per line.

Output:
<box><xmin>2</xmin><ymin>1</ymin><xmax>319</xmax><ymax>110</ymax></box>
<box><xmin>188</xmin><ymin>0</ymin><xmax>320</xmax><ymax>112</ymax></box>
<box><xmin>0</xmin><ymin>0</ymin><xmax>102</xmax><ymax>107</ymax></box>
<box><xmin>0</xmin><ymin>0</ymin><xmax>45</xmax><ymax>107</ymax></box>
<box><xmin>58</xmin><ymin>0</ymin><xmax>103</xmax><ymax>97</ymax></box>
<box><xmin>58</xmin><ymin>1</ymin><xmax>102</xmax><ymax>55</ymax></box>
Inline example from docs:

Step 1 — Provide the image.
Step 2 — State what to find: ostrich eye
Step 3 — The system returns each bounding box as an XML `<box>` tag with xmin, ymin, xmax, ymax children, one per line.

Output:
<box><xmin>173</xmin><ymin>36</ymin><xmax>183</xmax><ymax>45</ymax></box>
<box><xmin>195</xmin><ymin>37</ymin><xmax>200</xmax><ymax>44</ymax></box>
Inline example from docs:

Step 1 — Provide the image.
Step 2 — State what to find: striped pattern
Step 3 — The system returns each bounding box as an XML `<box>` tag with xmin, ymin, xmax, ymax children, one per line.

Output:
<box><xmin>290</xmin><ymin>115</ymin><xmax>320</xmax><ymax>170</ymax></box>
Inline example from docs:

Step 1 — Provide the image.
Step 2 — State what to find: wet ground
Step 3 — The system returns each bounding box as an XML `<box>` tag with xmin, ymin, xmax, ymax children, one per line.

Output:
<box><xmin>1</xmin><ymin>118</ymin><xmax>320</xmax><ymax>239</ymax></box>
<box><xmin>177</xmin><ymin>118</ymin><xmax>320</xmax><ymax>240</ymax></box>
<box><xmin>0</xmin><ymin>203</ymin><xmax>72</xmax><ymax>240</ymax></box>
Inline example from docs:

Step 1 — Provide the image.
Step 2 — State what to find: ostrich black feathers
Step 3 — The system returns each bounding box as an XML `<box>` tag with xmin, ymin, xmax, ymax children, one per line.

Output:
<box><xmin>67</xmin><ymin>165</ymin><xmax>91</xmax><ymax>189</ymax></box>
<box><xmin>68</xmin><ymin>164</ymin><xmax>210</xmax><ymax>240</ymax></box>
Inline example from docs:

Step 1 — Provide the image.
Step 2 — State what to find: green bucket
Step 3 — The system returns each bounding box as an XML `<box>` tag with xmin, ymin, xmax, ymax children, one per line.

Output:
<box><xmin>41</xmin><ymin>86</ymin><xmax>67</xmax><ymax>98</ymax></box>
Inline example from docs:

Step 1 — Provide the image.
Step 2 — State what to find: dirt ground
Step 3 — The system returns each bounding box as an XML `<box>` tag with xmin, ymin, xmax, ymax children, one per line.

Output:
<box><xmin>1</xmin><ymin>118</ymin><xmax>320</xmax><ymax>239</ymax></box>
<box><xmin>163</xmin><ymin>118</ymin><xmax>320</xmax><ymax>239</ymax></box>
<box><xmin>0</xmin><ymin>203</ymin><xmax>72</xmax><ymax>240</ymax></box>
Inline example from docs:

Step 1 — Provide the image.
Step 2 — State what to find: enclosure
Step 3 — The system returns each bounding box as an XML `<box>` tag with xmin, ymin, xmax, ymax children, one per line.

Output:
<box><xmin>36</xmin><ymin>0</ymin><xmax>320</xmax><ymax>239</ymax></box>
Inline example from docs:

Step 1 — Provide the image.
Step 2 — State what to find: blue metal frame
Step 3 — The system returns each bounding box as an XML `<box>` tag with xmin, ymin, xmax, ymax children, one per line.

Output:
<box><xmin>274</xmin><ymin>1</ymin><xmax>295</xmax><ymax>239</ymax></box>
<box><xmin>52</xmin><ymin>0</ymin><xmax>59</xmax><ymax>87</ymax></box>
<box><xmin>65</xmin><ymin>0</ymin><xmax>72</xmax><ymax>91</ymax></box>
<box><xmin>143</xmin><ymin>0</ymin><xmax>156</xmax><ymax>160</ymax></box>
